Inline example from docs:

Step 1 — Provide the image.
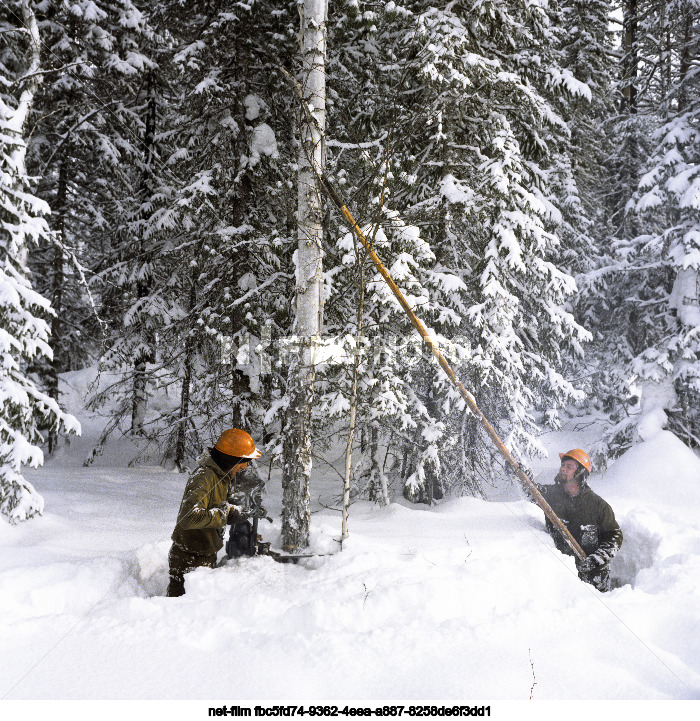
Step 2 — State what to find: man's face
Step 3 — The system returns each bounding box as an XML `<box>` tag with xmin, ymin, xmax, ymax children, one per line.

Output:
<box><xmin>558</xmin><ymin>458</ymin><xmax>579</xmax><ymax>482</ymax></box>
<box><xmin>233</xmin><ymin>461</ymin><xmax>248</xmax><ymax>474</ymax></box>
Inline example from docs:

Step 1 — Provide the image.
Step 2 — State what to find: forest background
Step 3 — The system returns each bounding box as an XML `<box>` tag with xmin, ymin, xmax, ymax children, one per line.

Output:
<box><xmin>1</xmin><ymin>0</ymin><xmax>699</xmax><ymax>541</ymax></box>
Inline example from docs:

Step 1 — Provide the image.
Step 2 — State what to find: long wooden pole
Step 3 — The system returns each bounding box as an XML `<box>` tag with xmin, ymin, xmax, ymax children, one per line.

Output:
<box><xmin>278</xmin><ymin>67</ymin><xmax>586</xmax><ymax>561</ymax></box>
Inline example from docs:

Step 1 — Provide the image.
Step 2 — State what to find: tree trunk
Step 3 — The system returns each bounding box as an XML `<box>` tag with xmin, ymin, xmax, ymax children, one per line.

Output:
<box><xmin>678</xmin><ymin>9</ymin><xmax>693</xmax><ymax>111</ymax></box>
<box><xmin>659</xmin><ymin>0</ymin><xmax>669</xmax><ymax>102</ymax></box>
<box><xmin>175</xmin><ymin>263</ymin><xmax>198</xmax><ymax>471</ymax></box>
<box><xmin>341</xmin><ymin>244</ymin><xmax>365</xmax><ymax>541</ymax></box>
<box><xmin>622</xmin><ymin>0</ymin><xmax>638</xmax><ymax>114</ymax></box>
<box><xmin>619</xmin><ymin>0</ymin><xmax>640</xmax><ymax>238</ymax></box>
<box><xmin>131</xmin><ymin>72</ymin><xmax>157</xmax><ymax>435</ymax></box>
<box><xmin>423</xmin><ymin>368</ymin><xmax>443</xmax><ymax>504</ymax></box>
<box><xmin>48</xmin><ymin>161</ymin><xmax>67</xmax><ymax>454</ymax></box>
<box><xmin>281</xmin><ymin>0</ymin><xmax>327</xmax><ymax>550</ymax></box>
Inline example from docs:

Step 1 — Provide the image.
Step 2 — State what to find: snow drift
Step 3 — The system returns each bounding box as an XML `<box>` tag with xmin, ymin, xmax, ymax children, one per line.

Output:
<box><xmin>1</xmin><ymin>374</ymin><xmax>699</xmax><ymax>708</ymax></box>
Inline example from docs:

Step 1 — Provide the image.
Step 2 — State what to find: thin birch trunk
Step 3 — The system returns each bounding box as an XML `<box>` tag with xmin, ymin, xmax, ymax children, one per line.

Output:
<box><xmin>341</xmin><ymin>244</ymin><xmax>365</xmax><ymax>541</ymax></box>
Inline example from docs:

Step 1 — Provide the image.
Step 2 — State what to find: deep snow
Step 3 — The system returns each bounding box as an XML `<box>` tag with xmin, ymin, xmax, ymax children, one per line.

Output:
<box><xmin>2</xmin><ymin>368</ymin><xmax>700</xmax><ymax>719</ymax></box>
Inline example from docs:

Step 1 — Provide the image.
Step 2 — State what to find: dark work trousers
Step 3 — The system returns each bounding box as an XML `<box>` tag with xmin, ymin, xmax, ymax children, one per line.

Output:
<box><xmin>166</xmin><ymin>543</ymin><xmax>217</xmax><ymax>597</ymax></box>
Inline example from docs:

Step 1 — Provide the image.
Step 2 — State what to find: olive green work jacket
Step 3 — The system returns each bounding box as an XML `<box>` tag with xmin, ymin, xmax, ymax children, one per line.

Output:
<box><xmin>537</xmin><ymin>481</ymin><xmax>623</xmax><ymax>559</ymax></box>
<box><xmin>171</xmin><ymin>455</ymin><xmax>234</xmax><ymax>556</ymax></box>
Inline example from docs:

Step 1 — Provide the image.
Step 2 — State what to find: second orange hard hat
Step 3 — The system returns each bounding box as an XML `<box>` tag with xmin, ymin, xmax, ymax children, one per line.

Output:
<box><xmin>559</xmin><ymin>448</ymin><xmax>592</xmax><ymax>474</ymax></box>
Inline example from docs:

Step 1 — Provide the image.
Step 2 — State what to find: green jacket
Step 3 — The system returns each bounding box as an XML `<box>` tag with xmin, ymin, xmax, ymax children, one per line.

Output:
<box><xmin>171</xmin><ymin>455</ymin><xmax>234</xmax><ymax>556</ymax></box>
<box><xmin>537</xmin><ymin>481</ymin><xmax>623</xmax><ymax>563</ymax></box>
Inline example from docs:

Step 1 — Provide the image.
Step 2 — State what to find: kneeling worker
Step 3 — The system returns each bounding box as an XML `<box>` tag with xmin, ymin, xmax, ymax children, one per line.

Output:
<box><xmin>533</xmin><ymin>448</ymin><xmax>622</xmax><ymax>592</ymax></box>
<box><xmin>167</xmin><ymin>428</ymin><xmax>262</xmax><ymax>597</ymax></box>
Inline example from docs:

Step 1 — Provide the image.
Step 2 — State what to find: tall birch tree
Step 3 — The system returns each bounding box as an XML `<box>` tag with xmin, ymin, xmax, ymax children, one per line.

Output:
<box><xmin>281</xmin><ymin>0</ymin><xmax>327</xmax><ymax>549</ymax></box>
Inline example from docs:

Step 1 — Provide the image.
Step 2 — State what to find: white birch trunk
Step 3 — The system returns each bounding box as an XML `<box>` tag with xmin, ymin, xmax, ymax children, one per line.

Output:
<box><xmin>281</xmin><ymin>0</ymin><xmax>327</xmax><ymax>550</ymax></box>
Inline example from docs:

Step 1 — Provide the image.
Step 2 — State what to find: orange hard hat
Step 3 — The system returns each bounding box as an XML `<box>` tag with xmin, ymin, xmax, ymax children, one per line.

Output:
<box><xmin>214</xmin><ymin>429</ymin><xmax>262</xmax><ymax>459</ymax></box>
<box><xmin>559</xmin><ymin>448</ymin><xmax>591</xmax><ymax>474</ymax></box>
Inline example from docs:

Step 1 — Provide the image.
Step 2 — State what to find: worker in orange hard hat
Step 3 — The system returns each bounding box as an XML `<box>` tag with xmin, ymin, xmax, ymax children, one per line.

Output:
<box><xmin>558</xmin><ymin>448</ymin><xmax>592</xmax><ymax>475</ymax></box>
<box><xmin>166</xmin><ymin>428</ymin><xmax>262</xmax><ymax>597</ymax></box>
<box><xmin>530</xmin><ymin>448</ymin><xmax>622</xmax><ymax>592</ymax></box>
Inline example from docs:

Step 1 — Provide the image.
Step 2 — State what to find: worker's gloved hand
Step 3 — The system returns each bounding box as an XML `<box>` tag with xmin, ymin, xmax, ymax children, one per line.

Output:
<box><xmin>214</xmin><ymin>504</ymin><xmax>230</xmax><ymax>525</ymax></box>
<box><xmin>226</xmin><ymin>504</ymin><xmax>247</xmax><ymax>525</ymax></box>
<box><xmin>576</xmin><ymin>553</ymin><xmax>605</xmax><ymax>573</ymax></box>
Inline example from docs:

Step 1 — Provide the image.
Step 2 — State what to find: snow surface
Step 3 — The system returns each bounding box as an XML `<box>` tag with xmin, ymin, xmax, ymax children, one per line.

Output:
<box><xmin>2</xmin><ymin>369</ymin><xmax>700</xmax><ymax>719</ymax></box>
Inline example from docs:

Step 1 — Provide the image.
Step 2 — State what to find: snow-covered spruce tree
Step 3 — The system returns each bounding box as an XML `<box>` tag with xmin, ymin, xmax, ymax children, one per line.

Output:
<box><xmin>80</xmin><ymin>4</ymin><xmax>189</xmax><ymax>452</ymax></box>
<box><xmin>606</xmin><ymin>0</ymin><xmax>645</xmax><ymax>237</ymax></box>
<box><xmin>0</xmin><ymin>0</ymin><xmax>79</xmax><ymax>523</ymax></box>
<box><xmin>25</xmin><ymin>0</ymin><xmax>155</xmax><ymax>451</ymax></box>
<box><xmin>562</xmin><ymin>0</ymin><xmax>651</xmax><ymax>449</ymax></box>
<box><xmin>592</xmin><ymin>0</ymin><xmax>700</xmax><ymax>460</ymax></box>
<box><xmin>551</xmin><ymin>0</ymin><xmax>616</xmax><ymax>269</ymax></box>
<box><xmin>115</xmin><ymin>1</ymin><xmax>299</xmax><ymax>469</ymax></box>
<box><xmin>310</xmin><ymin>3</ymin><xmax>465</xmax><ymax>505</ymax></box>
<box><xmin>543</xmin><ymin>0</ymin><xmax>625</xmax><ymax>424</ymax></box>
<box><xmin>315</xmin><ymin>194</ymin><xmax>455</xmax><ymax>506</ymax></box>
<box><xmin>94</xmin><ymin>74</ymin><xmax>173</xmax><ymax>441</ymax></box>
<box><xmin>78</xmin><ymin>2</ymin><xmax>300</xmax><ymax>468</ymax></box>
<box><xmin>323</xmin><ymin>1</ymin><xmax>591</xmax><ymax>500</ymax></box>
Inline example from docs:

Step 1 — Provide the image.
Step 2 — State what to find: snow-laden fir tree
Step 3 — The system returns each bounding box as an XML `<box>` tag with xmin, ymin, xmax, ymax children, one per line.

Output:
<box><xmin>568</xmin><ymin>3</ymin><xmax>647</xmax><ymax>429</ymax></box>
<box><xmin>113</xmin><ymin>0</ymin><xmax>299</xmax><ymax>469</ymax></box>
<box><xmin>0</xmin><ymin>0</ymin><xmax>79</xmax><ymax>523</ymax></box>
<box><xmin>25</xmin><ymin>0</ymin><xmax>155</xmax><ymax>451</ymax></box>
<box><xmin>593</xmin><ymin>0</ymin><xmax>700</xmax><ymax>460</ymax></box>
<box><xmin>78</xmin><ymin>1</ymin><xmax>301</xmax><ymax>469</ymax></box>
<box><xmin>550</xmin><ymin>0</ymin><xmax>616</xmax><ymax>262</ymax></box>
<box><xmin>544</xmin><ymin>0</ymin><xmax>625</xmax><ymax>426</ymax></box>
<box><xmin>316</xmin><ymin>194</ymin><xmax>457</xmax><ymax>505</ymax></box>
<box><xmin>312</xmin><ymin>3</ymin><xmax>466</xmax><ymax>505</ymax></box>
<box><xmin>323</xmin><ymin>1</ymin><xmax>592</xmax><ymax>500</ymax></box>
<box><xmin>86</xmin><ymin>9</ymin><xmax>171</xmax><ymax>442</ymax></box>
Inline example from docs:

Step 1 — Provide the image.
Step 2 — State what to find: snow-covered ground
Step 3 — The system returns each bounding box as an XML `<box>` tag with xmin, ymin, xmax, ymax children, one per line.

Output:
<box><xmin>2</xmin><ymin>369</ymin><xmax>700</xmax><ymax>719</ymax></box>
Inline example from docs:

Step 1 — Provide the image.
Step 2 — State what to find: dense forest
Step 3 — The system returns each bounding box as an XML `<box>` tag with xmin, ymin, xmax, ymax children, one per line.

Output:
<box><xmin>1</xmin><ymin>1</ymin><xmax>698</xmax><ymax>546</ymax></box>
